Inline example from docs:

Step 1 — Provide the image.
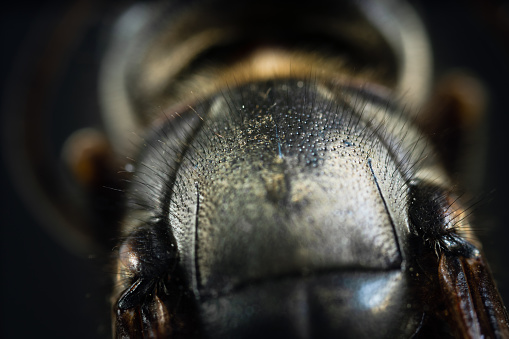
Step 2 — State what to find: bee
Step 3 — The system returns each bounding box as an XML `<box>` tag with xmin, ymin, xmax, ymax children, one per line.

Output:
<box><xmin>3</xmin><ymin>0</ymin><xmax>508</xmax><ymax>338</ymax></box>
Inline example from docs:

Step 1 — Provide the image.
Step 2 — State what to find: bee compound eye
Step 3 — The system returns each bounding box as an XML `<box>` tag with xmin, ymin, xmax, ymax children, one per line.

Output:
<box><xmin>119</xmin><ymin>238</ymin><xmax>143</xmax><ymax>276</ymax></box>
<box><xmin>115</xmin><ymin>226</ymin><xmax>179</xmax><ymax>310</ymax></box>
<box><xmin>407</xmin><ymin>180</ymin><xmax>479</xmax><ymax>255</ymax></box>
<box><xmin>117</xmin><ymin>223</ymin><xmax>180</xmax><ymax>282</ymax></box>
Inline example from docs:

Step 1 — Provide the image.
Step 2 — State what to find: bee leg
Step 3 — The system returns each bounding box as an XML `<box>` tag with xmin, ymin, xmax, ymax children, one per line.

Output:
<box><xmin>115</xmin><ymin>295</ymin><xmax>174</xmax><ymax>339</ymax></box>
<box><xmin>140</xmin><ymin>295</ymin><xmax>172</xmax><ymax>338</ymax></box>
<box><xmin>438</xmin><ymin>248</ymin><xmax>509</xmax><ymax>338</ymax></box>
<box><xmin>114</xmin><ymin>279</ymin><xmax>153</xmax><ymax>338</ymax></box>
<box><xmin>116</xmin><ymin>279</ymin><xmax>174</xmax><ymax>338</ymax></box>
<box><xmin>117</xmin><ymin>278</ymin><xmax>155</xmax><ymax>310</ymax></box>
<box><xmin>115</xmin><ymin>305</ymin><xmax>144</xmax><ymax>339</ymax></box>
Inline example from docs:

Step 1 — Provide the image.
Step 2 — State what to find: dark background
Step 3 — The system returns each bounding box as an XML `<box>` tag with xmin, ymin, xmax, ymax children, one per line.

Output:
<box><xmin>1</xmin><ymin>1</ymin><xmax>509</xmax><ymax>338</ymax></box>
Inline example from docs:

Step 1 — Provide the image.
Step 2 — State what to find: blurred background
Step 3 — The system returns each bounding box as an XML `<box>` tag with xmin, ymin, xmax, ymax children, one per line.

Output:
<box><xmin>1</xmin><ymin>1</ymin><xmax>508</xmax><ymax>338</ymax></box>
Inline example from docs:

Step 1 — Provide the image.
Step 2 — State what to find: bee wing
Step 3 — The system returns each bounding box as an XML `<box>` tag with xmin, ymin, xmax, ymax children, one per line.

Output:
<box><xmin>439</xmin><ymin>251</ymin><xmax>509</xmax><ymax>338</ymax></box>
